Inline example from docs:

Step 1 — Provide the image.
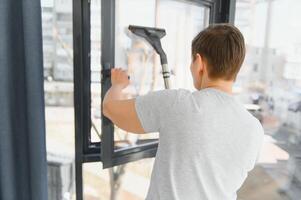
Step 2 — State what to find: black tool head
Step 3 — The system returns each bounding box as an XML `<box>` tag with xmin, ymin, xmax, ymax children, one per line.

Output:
<box><xmin>128</xmin><ymin>25</ymin><xmax>167</xmax><ymax>65</ymax></box>
<box><xmin>128</xmin><ymin>25</ymin><xmax>166</xmax><ymax>39</ymax></box>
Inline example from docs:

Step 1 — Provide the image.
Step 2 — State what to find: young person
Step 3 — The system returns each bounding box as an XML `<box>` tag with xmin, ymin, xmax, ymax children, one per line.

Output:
<box><xmin>103</xmin><ymin>24</ymin><xmax>264</xmax><ymax>200</ymax></box>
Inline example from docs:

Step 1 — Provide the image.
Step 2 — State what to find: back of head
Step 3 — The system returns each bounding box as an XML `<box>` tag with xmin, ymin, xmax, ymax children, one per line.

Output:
<box><xmin>192</xmin><ymin>24</ymin><xmax>245</xmax><ymax>81</ymax></box>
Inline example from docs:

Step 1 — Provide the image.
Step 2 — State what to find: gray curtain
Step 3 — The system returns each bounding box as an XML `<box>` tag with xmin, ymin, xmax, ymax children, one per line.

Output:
<box><xmin>0</xmin><ymin>0</ymin><xmax>48</xmax><ymax>199</ymax></box>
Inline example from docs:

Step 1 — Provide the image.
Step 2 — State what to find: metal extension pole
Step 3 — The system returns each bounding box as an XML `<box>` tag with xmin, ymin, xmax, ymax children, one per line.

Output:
<box><xmin>162</xmin><ymin>63</ymin><xmax>171</xmax><ymax>89</ymax></box>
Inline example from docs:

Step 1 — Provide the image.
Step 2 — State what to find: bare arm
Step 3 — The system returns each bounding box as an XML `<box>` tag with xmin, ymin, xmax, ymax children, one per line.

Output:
<box><xmin>102</xmin><ymin>68</ymin><xmax>145</xmax><ymax>134</ymax></box>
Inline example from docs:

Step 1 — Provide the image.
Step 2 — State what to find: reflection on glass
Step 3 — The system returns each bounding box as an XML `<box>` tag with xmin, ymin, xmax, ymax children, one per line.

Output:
<box><xmin>90</xmin><ymin>0</ymin><xmax>102</xmax><ymax>143</ymax></box>
<box><xmin>41</xmin><ymin>0</ymin><xmax>75</xmax><ymax>199</ymax></box>
<box><xmin>114</xmin><ymin>0</ymin><xmax>210</xmax><ymax>148</ymax></box>
<box><xmin>235</xmin><ymin>0</ymin><xmax>301</xmax><ymax>199</ymax></box>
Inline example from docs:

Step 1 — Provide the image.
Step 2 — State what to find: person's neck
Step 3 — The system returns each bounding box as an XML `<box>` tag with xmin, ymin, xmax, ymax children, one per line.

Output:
<box><xmin>201</xmin><ymin>79</ymin><xmax>233</xmax><ymax>94</ymax></box>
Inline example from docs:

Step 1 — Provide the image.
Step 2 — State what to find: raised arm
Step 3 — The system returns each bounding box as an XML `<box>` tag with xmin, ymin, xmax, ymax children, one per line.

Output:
<box><xmin>102</xmin><ymin>68</ymin><xmax>145</xmax><ymax>134</ymax></box>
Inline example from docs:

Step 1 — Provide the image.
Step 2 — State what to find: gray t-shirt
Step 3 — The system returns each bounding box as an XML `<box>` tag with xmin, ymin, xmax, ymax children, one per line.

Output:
<box><xmin>135</xmin><ymin>88</ymin><xmax>264</xmax><ymax>200</ymax></box>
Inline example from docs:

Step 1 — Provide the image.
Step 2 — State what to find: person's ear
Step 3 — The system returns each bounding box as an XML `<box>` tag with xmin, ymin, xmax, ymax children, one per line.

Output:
<box><xmin>195</xmin><ymin>53</ymin><xmax>204</xmax><ymax>74</ymax></box>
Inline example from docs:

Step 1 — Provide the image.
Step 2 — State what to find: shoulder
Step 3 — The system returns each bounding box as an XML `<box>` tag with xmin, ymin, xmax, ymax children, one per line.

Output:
<box><xmin>146</xmin><ymin>88</ymin><xmax>192</xmax><ymax>101</ymax></box>
<box><xmin>175</xmin><ymin>88</ymin><xmax>193</xmax><ymax>99</ymax></box>
<box><xmin>248</xmin><ymin>116</ymin><xmax>264</xmax><ymax>146</ymax></box>
<box><xmin>254</xmin><ymin>118</ymin><xmax>264</xmax><ymax>137</ymax></box>
<box><xmin>145</xmin><ymin>88</ymin><xmax>189</xmax><ymax>96</ymax></box>
<box><xmin>245</xmin><ymin>111</ymin><xmax>264</xmax><ymax>133</ymax></box>
<box><xmin>135</xmin><ymin>89</ymin><xmax>192</xmax><ymax>110</ymax></box>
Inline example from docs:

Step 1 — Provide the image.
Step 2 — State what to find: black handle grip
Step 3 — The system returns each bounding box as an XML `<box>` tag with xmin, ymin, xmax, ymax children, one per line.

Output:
<box><xmin>101</xmin><ymin>68</ymin><xmax>111</xmax><ymax>78</ymax></box>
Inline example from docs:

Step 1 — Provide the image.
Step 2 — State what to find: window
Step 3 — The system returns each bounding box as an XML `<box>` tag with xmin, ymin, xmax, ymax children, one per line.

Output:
<box><xmin>100</xmin><ymin>0</ymin><xmax>233</xmax><ymax>169</ymax></box>
<box><xmin>235</xmin><ymin>0</ymin><xmax>301</xmax><ymax>199</ymax></box>
<box><xmin>104</xmin><ymin>0</ymin><xmax>212</xmax><ymax>168</ymax></box>
<box><xmin>74</xmin><ymin>0</ymin><xmax>234</xmax><ymax>199</ymax></box>
<box><xmin>41</xmin><ymin>0</ymin><xmax>75</xmax><ymax>199</ymax></box>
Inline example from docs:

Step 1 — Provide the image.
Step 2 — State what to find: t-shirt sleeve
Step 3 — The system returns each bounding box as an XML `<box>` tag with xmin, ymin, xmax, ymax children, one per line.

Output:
<box><xmin>255</xmin><ymin>123</ymin><xmax>265</xmax><ymax>163</ymax></box>
<box><xmin>134</xmin><ymin>89</ymin><xmax>178</xmax><ymax>133</ymax></box>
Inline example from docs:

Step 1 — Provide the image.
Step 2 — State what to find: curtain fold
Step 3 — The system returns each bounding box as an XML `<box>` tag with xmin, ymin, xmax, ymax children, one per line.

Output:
<box><xmin>0</xmin><ymin>0</ymin><xmax>48</xmax><ymax>199</ymax></box>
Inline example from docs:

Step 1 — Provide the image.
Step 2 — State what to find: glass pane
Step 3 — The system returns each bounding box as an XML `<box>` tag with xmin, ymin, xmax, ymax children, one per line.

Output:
<box><xmin>90</xmin><ymin>0</ymin><xmax>102</xmax><ymax>143</ymax></box>
<box><xmin>41</xmin><ymin>0</ymin><xmax>75</xmax><ymax>199</ymax></box>
<box><xmin>235</xmin><ymin>0</ymin><xmax>301</xmax><ymax>199</ymax></box>
<box><xmin>114</xmin><ymin>0</ymin><xmax>210</xmax><ymax>149</ymax></box>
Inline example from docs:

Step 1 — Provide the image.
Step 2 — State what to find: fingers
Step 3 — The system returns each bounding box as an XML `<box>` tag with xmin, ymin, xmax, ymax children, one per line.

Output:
<box><xmin>111</xmin><ymin>68</ymin><xmax>130</xmax><ymax>82</ymax></box>
<box><xmin>110</xmin><ymin>67</ymin><xmax>130</xmax><ymax>88</ymax></box>
<box><xmin>111</xmin><ymin>68</ymin><xmax>127</xmax><ymax>77</ymax></box>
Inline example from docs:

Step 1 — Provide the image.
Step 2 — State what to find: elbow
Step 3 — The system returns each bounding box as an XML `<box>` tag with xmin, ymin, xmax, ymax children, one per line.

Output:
<box><xmin>102</xmin><ymin>101</ymin><xmax>111</xmax><ymax>118</ymax></box>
